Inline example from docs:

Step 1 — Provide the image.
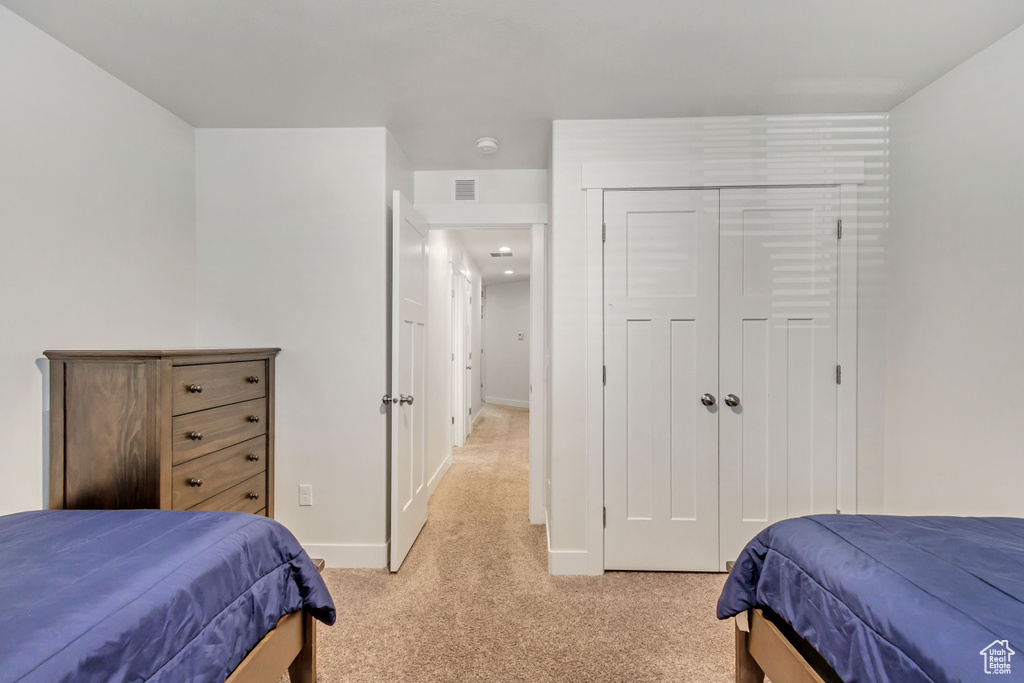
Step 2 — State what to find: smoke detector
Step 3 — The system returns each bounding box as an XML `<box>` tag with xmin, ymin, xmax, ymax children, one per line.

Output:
<box><xmin>476</xmin><ymin>137</ymin><xmax>499</xmax><ymax>155</ymax></box>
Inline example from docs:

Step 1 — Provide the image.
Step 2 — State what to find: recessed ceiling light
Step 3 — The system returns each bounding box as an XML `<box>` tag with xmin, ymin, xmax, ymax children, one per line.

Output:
<box><xmin>504</xmin><ymin>270</ymin><xmax>514</xmax><ymax>275</ymax></box>
<box><xmin>498</xmin><ymin>246</ymin><xmax>511</xmax><ymax>252</ymax></box>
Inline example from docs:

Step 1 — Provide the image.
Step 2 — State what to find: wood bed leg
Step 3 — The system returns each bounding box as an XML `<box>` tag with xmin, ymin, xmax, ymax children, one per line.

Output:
<box><xmin>736</xmin><ymin>621</ymin><xmax>765</xmax><ymax>683</ymax></box>
<box><xmin>287</xmin><ymin>612</ymin><xmax>317</xmax><ymax>683</ymax></box>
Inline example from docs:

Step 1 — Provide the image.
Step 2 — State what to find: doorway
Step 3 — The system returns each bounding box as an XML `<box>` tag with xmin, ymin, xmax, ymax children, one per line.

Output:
<box><xmin>429</xmin><ymin>224</ymin><xmax>547</xmax><ymax>525</ymax></box>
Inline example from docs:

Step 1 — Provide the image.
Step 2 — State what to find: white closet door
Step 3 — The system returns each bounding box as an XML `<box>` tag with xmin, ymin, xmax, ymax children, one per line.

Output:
<box><xmin>718</xmin><ymin>187</ymin><xmax>840</xmax><ymax>568</ymax></box>
<box><xmin>604</xmin><ymin>190</ymin><xmax>720</xmax><ymax>571</ymax></box>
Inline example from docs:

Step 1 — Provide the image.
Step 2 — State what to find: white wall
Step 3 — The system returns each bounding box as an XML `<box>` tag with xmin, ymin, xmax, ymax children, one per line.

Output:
<box><xmin>0</xmin><ymin>6</ymin><xmax>197</xmax><ymax>515</ymax></box>
<box><xmin>549</xmin><ymin>115</ymin><xmax>889</xmax><ymax>573</ymax></box>
<box><xmin>885</xmin><ymin>24</ymin><xmax>1024</xmax><ymax>516</ymax></box>
<box><xmin>484</xmin><ymin>280</ymin><xmax>531</xmax><ymax>408</ymax></box>
<box><xmin>415</xmin><ymin>169</ymin><xmax>548</xmax><ymax>225</ymax></box>
<box><xmin>195</xmin><ymin>127</ymin><xmax>392</xmax><ymax>567</ymax></box>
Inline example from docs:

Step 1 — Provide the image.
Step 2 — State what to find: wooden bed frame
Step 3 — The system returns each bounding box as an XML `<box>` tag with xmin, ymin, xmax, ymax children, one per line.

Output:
<box><xmin>734</xmin><ymin>609</ymin><xmax>831</xmax><ymax>683</ymax></box>
<box><xmin>224</xmin><ymin>557</ymin><xmax>326</xmax><ymax>683</ymax></box>
<box><xmin>225</xmin><ymin>609</ymin><xmax>318</xmax><ymax>683</ymax></box>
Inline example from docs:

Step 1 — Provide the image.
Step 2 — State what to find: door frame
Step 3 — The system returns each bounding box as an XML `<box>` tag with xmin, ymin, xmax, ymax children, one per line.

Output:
<box><xmin>423</xmin><ymin>220</ymin><xmax>549</xmax><ymax>527</ymax></box>
<box><xmin>582</xmin><ymin>161</ymin><xmax>864</xmax><ymax>575</ymax></box>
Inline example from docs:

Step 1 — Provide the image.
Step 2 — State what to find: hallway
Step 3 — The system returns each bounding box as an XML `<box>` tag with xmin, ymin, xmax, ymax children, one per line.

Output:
<box><xmin>309</xmin><ymin>403</ymin><xmax>733</xmax><ymax>682</ymax></box>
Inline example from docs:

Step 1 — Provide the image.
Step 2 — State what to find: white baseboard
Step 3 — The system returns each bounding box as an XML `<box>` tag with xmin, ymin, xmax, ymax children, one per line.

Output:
<box><xmin>427</xmin><ymin>453</ymin><xmax>452</xmax><ymax>497</ymax></box>
<box><xmin>548</xmin><ymin>548</ymin><xmax>592</xmax><ymax>575</ymax></box>
<box><xmin>485</xmin><ymin>396</ymin><xmax>530</xmax><ymax>409</ymax></box>
<box><xmin>545</xmin><ymin>507</ymin><xmax>601</xmax><ymax>575</ymax></box>
<box><xmin>302</xmin><ymin>542</ymin><xmax>388</xmax><ymax>569</ymax></box>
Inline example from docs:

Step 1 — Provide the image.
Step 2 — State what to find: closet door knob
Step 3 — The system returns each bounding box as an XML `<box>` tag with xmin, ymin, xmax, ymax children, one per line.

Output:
<box><xmin>190</xmin><ymin>431</ymin><xmax>203</xmax><ymax>441</ymax></box>
<box><xmin>399</xmin><ymin>394</ymin><xmax>414</xmax><ymax>405</ymax></box>
<box><xmin>189</xmin><ymin>384</ymin><xmax>203</xmax><ymax>394</ymax></box>
<box><xmin>248</xmin><ymin>376</ymin><xmax>260</xmax><ymax>384</ymax></box>
<box><xmin>248</xmin><ymin>415</ymin><xmax>260</xmax><ymax>423</ymax></box>
<box><xmin>189</xmin><ymin>478</ymin><xmax>203</xmax><ymax>487</ymax></box>
<box><xmin>247</xmin><ymin>453</ymin><xmax>260</xmax><ymax>462</ymax></box>
<box><xmin>724</xmin><ymin>394</ymin><xmax>741</xmax><ymax>407</ymax></box>
<box><xmin>700</xmin><ymin>393</ymin><xmax>716</xmax><ymax>407</ymax></box>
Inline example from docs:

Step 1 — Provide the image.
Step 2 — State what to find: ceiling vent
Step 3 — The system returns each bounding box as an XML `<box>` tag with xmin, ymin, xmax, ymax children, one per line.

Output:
<box><xmin>489</xmin><ymin>251</ymin><xmax>514</xmax><ymax>258</ymax></box>
<box><xmin>454</xmin><ymin>177</ymin><xmax>477</xmax><ymax>203</ymax></box>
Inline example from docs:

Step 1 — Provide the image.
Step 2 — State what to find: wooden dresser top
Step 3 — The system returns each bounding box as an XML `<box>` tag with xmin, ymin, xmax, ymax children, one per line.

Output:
<box><xmin>44</xmin><ymin>348</ymin><xmax>281</xmax><ymax>360</ymax></box>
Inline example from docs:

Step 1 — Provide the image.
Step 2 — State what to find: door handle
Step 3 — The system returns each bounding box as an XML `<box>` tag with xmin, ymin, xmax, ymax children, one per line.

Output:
<box><xmin>382</xmin><ymin>394</ymin><xmax>398</xmax><ymax>405</ymax></box>
<box><xmin>724</xmin><ymin>394</ymin><xmax>741</xmax><ymax>407</ymax></box>
<box><xmin>700</xmin><ymin>393</ymin><xmax>716</xmax><ymax>407</ymax></box>
<box><xmin>399</xmin><ymin>394</ymin><xmax>414</xmax><ymax>405</ymax></box>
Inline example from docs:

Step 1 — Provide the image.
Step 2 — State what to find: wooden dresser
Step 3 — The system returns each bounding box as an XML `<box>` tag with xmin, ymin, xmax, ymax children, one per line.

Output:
<box><xmin>44</xmin><ymin>348</ymin><xmax>280</xmax><ymax>517</ymax></box>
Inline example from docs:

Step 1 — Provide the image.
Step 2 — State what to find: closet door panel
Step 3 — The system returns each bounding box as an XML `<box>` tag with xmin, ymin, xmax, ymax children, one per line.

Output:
<box><xmin>604</xmin><ymin>189</ymin><xmax>720</xmax><ymax>571</ymax></box>
<box><xmin>718</xmin><ymin>188</ymin><xmax>840</xmax><ymax>567</ymax></box>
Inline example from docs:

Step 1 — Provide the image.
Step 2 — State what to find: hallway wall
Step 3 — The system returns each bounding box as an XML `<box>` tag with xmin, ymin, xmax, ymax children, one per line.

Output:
<box><xmin>484</xmin><ymin>280</ymin><xmax>531</xmax><ymax>408</ymax></box>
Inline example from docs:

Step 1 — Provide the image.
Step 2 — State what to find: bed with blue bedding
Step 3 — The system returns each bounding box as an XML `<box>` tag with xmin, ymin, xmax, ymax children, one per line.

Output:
<box><xmin>718</xmin><ymin>515</ymin><xmax>1024</xmax><ymax>682</ymax></box>
<box><xmin>0</xmin><ymin>509</ymin><xmax>336</xmax><ymax>683</ymax></box>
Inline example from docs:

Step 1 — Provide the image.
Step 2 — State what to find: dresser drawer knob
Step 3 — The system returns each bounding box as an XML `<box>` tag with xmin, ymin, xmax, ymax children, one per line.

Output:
<box><xmin>189</xmin><ymin>384</ymin><xmax>203</xmax><ymax>394</ymax></box>
<box><xmin>189</xmin><ymin>431</ymin><xmax>203</xmax><ymax>441</ymax></box>
<box><xmin>248</xmin><ymin>415</ymin><xmax>260</xmax><ymax>423</ymax></box>
<box><xmin>248</xmin><ymin>492</ymin><xmax>260</xmax><ymax>500</ymax></box>
<box><xmin>189</xmin><ymin>478</ymin><xmax>203</xmax><ymax>487</ymax></box>
<box><xmin>248</xmin><ymin>376</ymin><xmax>260</xmax><ymax>384</ymax></box>
<box><xmin>247</xmin><ymin>453</ymin><xmax>261</xmax><ymax>462</ymax></box>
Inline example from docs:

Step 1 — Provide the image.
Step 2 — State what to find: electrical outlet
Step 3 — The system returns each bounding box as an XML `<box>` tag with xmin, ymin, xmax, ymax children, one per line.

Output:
<box><xmin>298</xmin><ymin>484</ymin><xmax>313</xmax><ymax>506</ymax></box>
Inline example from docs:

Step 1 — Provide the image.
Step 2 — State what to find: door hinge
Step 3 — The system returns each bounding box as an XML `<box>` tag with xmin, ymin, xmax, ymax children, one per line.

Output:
<box><xmin>837</xmin><ymin>218</ymin><xmax>843</xmax><ymax>239</ymax></box>
<box><xmin>836</xmin><ymin>365</ymin><xmax>842</xmax><ymax>385</ymax></box>
<box><xmin>603</xmin><ymin>365</ymin><xmax>607</xmax><ymax>386</ymax></box>
<box><xmin>603</xmin><ymin>507</ymin><xmax>607</xmax><ymax>528</ymax></box>
<box><xmin>451</xmin><ymin>289</ymin><xmax>455</xmax><ymax>298</ymax></box>
<box><xmin>451</xmin><ymin>416</ymin><xmax>455</xmax><ymax>425</ymax></box>
<box><xmin>468</xmin><ymin>407</ymin><xmax>472</xmax><ymax>415</ymax></box>
<box><xmin>602</xmin><ymin>222</ymin><xmax>606</xmax><ymax>242</ymax></box>
<box><xmin>452</xmin><ymin>353</ymin><xmax>455</xmax><ymax>361</ymax></box>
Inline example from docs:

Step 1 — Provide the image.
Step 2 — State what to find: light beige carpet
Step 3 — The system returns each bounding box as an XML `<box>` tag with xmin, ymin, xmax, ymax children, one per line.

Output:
<box><xmin>302</xmin><ymin>404</ymin><xmax>733</xmax><ymax>682</ymax></box>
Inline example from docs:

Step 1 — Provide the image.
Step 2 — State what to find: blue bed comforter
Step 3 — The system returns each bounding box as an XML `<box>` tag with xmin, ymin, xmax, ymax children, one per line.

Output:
<box><xmin>0</xmin><ymin>510</ymin><xmax>335</xmax><ymax>683</ymax></box>
<box><xmin>718</xmin><ymin>515</ymin><xmax>1024</xmax><ymax>682</ymax></box>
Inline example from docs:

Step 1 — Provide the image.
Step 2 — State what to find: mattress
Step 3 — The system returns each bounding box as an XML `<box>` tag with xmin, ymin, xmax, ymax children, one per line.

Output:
<box><xmin>0</xmin><ymin>509</ymin><xmax>335</xmax><ymax>682</ymax></box>
<box><xmin>718</xmin><ymin>515</ymin><xmax>1024</xmax><ymax>682</ymax></box>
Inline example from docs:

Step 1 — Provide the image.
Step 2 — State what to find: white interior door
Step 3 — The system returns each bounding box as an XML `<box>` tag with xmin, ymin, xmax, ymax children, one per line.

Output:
<box><xmin>718</xmin><ymin>187</ymin><xmax>840</xmax><ymax>566</ymax></box>
<box><xmin>390</xmin><ymin>191</ymin><xmax>429</xmax><ymax>572</ymax></box>
<box><xmin>603</xmin><ymin>190</ymin><xmax>721</xmax><ymax>571</ymax></box>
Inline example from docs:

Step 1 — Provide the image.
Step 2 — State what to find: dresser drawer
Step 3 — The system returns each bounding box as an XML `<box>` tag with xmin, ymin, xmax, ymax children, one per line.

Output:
<box><xmin>172</xmin><ymin>361</ymin><xmax>266</xmax><ymax>415</ymax></box>
<box><xmin>188</xmin><ymin>473</ymin><xmax>266</xmax><ymax>515</ymax></box>
<box><xmin>172</xmin><ymin>398</ymin><xmax>266</xmax><ymax>464</ymax></box>
<box><xmin>171</xmin><ymin>437</ymin><xmax>266</xmax><ymax>510</ymax></box>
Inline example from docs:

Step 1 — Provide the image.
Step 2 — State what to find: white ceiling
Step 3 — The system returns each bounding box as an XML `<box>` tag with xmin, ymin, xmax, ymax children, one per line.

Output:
<box><xmin>4</xmin><ymin>1</ymin><xmax>1024</xmax><ymax>169</ymax></box>
<box><xmin>455</xmin><ymin>229</ymin><xmax>531</xmax><ymax>286</ymax></box>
